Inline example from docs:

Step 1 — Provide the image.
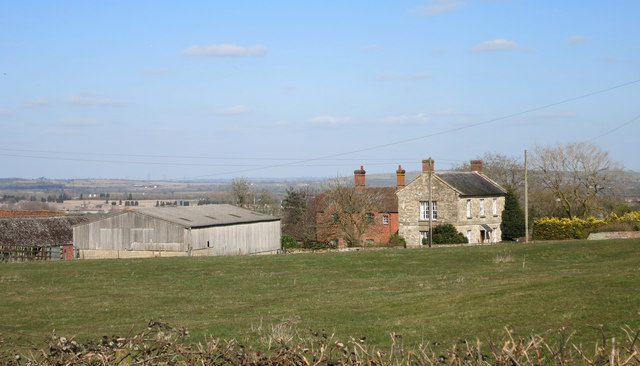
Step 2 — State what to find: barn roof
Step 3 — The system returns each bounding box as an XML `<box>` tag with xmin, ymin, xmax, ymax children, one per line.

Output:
<box><xmin>135</xmin><ymin>204</ymin><xmax>280</xmax><ymax>228</ymax></box>
<box><xmin>436</xmin><ymin>172</ymin><xmax>506</xmax><ymax>197</ymax></box>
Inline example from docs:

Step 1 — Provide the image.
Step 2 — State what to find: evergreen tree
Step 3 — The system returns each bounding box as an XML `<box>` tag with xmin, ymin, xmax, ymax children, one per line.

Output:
<box><xmin>281</xmin><ymin>187</ymin><xmax>307</xmax><ymax>240</ymax></box>
<box><xmin>501</xmin><ymin>187</ymin><xmax>525</xmax><ymax>241</ymax></box>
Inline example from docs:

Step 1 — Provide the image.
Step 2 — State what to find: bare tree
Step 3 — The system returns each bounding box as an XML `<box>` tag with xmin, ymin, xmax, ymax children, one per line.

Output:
<box><xmin>315</xmin><ymin>181</ymin><xmax>384</xmax><ymax>247</ymax></box>
<box><xmin>531</xmin><ymin>142</ymin><xmax>621</xmax><ymax>218</ymax></box>
<box><xmin>230</xmin><ymin>177</ymin><xmax>252</xmax><ymax>208</ymax></box>
<box><xmin>455</xmin><ymin>152</ymin><xmax>524</xmax><ymax>190</ymax></box>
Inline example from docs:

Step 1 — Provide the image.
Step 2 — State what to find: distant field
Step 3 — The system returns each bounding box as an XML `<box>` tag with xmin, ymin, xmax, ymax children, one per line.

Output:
<box><xmin>0</xmin><ymin>239</ymin><xmax>638</xmax><ymax>349</ymax></box>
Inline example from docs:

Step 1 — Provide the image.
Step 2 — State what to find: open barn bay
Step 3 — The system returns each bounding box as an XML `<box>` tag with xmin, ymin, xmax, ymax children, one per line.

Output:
<box><xmin>1</xmin><ymin>240</ymin><xmax>639</xmax><ymax>350</ymax></box>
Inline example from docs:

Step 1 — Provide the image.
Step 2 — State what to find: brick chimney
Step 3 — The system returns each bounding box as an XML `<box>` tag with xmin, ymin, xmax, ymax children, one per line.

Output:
<box><xmin>470</xmin><ymin>160</ymin><xmax>483</xmax><ymax>172</ymax></box>
<box><xmin>422</xmin><ymin>158</ymin><xmax>434</xmax><ymax>173</ymax></box>
<box><xmin>354</xmin><ymin>166</ymin><xmax>366</xmax><ymax>192</ymax></box>
<box><xmin>396</xmin><ymin>165</ymin><xmax>406</xmax><ymax>190</ymax></box>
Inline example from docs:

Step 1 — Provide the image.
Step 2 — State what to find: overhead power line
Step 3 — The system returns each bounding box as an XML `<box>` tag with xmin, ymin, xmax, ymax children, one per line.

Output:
<box><xmin>180</xmin><ymin>77</ymin><xmax>640</xmax><ymax>179</ymax></box>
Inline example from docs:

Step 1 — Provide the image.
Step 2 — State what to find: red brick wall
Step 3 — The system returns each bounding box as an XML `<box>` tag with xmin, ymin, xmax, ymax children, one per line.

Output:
<box><xmin>316</xmin><ymin>210</ymin><xmax>398</xmax><ymax>248</ymax></box>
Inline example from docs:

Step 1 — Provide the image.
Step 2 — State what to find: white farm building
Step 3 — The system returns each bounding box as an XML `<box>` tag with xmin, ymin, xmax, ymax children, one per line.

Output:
<box><xmin>73</xmin><ymin>204</ymin><xmax>281</xmax><ymax>259</ymax></box>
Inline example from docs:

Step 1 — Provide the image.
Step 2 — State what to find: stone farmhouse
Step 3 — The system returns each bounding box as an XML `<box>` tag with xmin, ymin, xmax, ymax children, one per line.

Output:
<box><xmin>397</xmin><ymin>159</ymin><xmax>507</xmax><ymax>246</ymax></box>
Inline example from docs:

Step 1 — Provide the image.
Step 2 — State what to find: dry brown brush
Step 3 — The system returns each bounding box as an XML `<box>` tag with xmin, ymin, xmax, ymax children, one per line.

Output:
<box><xmin>1</xmin><ymin>321</ymin><xmax>639</xmax><ymax>365</ymax></box>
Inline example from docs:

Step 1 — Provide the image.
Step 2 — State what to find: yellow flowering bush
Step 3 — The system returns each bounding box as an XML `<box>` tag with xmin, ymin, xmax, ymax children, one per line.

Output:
<box><xmin>533</xmin><ymin>211</ymin><xmax>640</xmax><ymax>240</ymax></box>
<box><xmin>533</xmin><ymin>217</ymin><xmax>604</xmax><ymax>240</ymax></box>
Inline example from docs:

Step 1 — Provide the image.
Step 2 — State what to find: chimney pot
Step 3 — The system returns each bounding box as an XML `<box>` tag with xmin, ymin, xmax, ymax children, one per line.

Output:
<box><xmin>470</xmin><ymin>160</ymin><xmax>483</xmax><ymax>172</ymax></box>
<box><xmin>396</xmin><ymin>164</ymin><xmax>406</xmax><ymax>190</ymax></box>
<box><xmin>354</xmin><ymin>165</ymin><xmax>366</xmax><ymax>192</ymax></box>
<box><xmin>422</xmin><ymin>158</ymin><xmax>434</xmax><ymax>172</ymax></box>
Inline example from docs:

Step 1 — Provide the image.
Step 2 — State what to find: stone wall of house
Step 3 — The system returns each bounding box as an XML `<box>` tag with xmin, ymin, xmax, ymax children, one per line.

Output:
<box><xmin>397</xmin><ymin>173</ymin><xmax>506</xmax><ymax>246</ymax></box>
<box><xmin>454</xmin><ymin>196</ymin><xmax>505</xmax><ymax>244</ymax></box>
<box><xmin>397</xmin><ymin>174</ymin><xmax>460</xmax><ymax>246</ymax></box>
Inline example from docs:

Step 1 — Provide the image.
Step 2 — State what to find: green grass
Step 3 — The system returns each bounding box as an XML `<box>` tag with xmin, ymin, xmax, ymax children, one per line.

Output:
<box><xmin>1</xmin><ymin>239</ymin><xmax>639</xmax><ymax>349</ymax></box>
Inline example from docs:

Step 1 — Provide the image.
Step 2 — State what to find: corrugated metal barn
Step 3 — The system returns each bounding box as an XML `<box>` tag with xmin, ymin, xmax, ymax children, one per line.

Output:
<box><xmin>73</xmin><ymin>204</ymin><xmax>281</xmax><ymax>259</ymax></box>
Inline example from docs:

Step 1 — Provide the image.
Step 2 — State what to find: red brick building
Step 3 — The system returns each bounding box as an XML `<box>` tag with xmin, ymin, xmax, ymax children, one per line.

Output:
<box><xmin>313</xmin><ymin>165</ymin><xmax>405</xmax><ymax>248</ymax></box>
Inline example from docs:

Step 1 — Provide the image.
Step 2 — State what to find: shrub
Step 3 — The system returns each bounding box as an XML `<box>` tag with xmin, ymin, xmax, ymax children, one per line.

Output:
<box><xmin>431</xmin><ymin>224</ymin><xmax>467</xmax><ymax>245</ymax></box>
<box><xmin>302</xmin><ymin>241</ymin><xmax>337</xmax><ymax>250</ymax></box>
<box><xmin>387</xmin><ymin>234</ymin><xmax>406</xmax><ymax>248</ymax></box>
<box><xmin>281</xmin><ymin>235</ymin><xmax>299</xmax><ymax>249</ymax></box>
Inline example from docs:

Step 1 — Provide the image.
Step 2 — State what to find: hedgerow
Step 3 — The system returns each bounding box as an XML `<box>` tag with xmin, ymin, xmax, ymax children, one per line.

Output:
<box><xmin>1</xmin><ymin>321</ymin><xmax>638</xmax><ymax>365</ymax></box>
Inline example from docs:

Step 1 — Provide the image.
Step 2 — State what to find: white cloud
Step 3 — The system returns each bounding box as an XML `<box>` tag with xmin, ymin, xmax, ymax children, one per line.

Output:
<box><xmin>56</xmin><ymin>118</ymin><xmax>100</xmax><ymax>126</ymax></box>
<box><xmin>435</xmin><ymin>109</ymin><xmax>460</xmax><ymax>116</ymax></box>
<box><xmin>141</xmin><ymin>68</ymin><xmax>170</xmax><ymax>75</ymax></box>
<box><xmin>408</xmin><ymin>0</ymin><xmax>465</xmax><ymax>16</ymax></box>
<box><xmin>23</xmin><ymin>98</ymin><xmax>52</xmax><ymax>107</ymax></box>
<box><xmin>63</xmin><ymin>94</ymin><xmax>129</xmax><ymax>106</ymax></box>
<box><xmin>183</xmin><ymin>44</ymin><xmax>268</xmax><ymax>57</ymax></box>
<box><xmin>384</xmin><ymin>113</ymin><xmax>432</xmax><ymax>124</ymax></box>
<box><xmin>470</xmin><ymin>39</ymin><xmax>519</xmax><ymax>53</ymax></box>
<box><xmin>377</xmin><ymin>72</ymin><xmax>430</xmax><ymax>81</ymax></box>
<box><xmin>360</xmin><ymin>45</ymin><xmax>381</xmax><ymax>51</ymax></box>
<box><xmin>217</xmin><ymin>105</ymin><xmax>251</xmax><ymax>115</ymax></box>
<box><xmin>308</xmin><ymin>116</ymin><xmax>352</xmax><ymax>125</ymax></box>
<box><xmin>566</xmin><ymin>36</ymin><xmax>590</xmax><ymax>44</ymax></box>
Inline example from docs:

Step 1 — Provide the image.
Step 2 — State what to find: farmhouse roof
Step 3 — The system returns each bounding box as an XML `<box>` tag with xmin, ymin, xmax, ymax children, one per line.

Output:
<box><xmin>312</xmin><ymin>187</ymin><xmax>398</xmax><ymax>213</ymax></box>
<box><xmin>134</xmin><ymin>204</ymin><xmax>280</xmax><ymax>228</ymax></box>
<box><xmin>436</xmin><ymin>172</ymin><xmax>506</xmax><ymax>197</ymax></box>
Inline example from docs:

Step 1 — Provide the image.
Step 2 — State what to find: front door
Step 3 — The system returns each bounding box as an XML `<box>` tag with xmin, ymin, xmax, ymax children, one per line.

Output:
<box><xmin>480</xmin><ymin>230</ymin><xmax>485</xmax><ymax>243</ymax></box>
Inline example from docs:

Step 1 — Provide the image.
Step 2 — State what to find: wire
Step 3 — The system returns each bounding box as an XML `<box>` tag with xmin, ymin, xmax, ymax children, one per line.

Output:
<box><xmin>178</xmin><ymin>77</ymin><xmax>640</xmax><ymax>179</ymax></box>
<box><xmin>0</xmin><ymin>153</ymin><xmax>458</xmax><ymax>168</ymax></box>
<box><xmin>3</xmin><ymin>77</ymin><xmax>639</xmax><ymax>179</ymax></box>
<box><xmin>589</xmin><ymin>112</ymin><xmax>640</xmax><ymax>141</ymax></box>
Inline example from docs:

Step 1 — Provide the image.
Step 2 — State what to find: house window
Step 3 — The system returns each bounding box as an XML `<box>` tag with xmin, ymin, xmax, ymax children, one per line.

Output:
<box><xmin>480</xmin><ymin>199</ymin><xmax>485</xmax><ymax>217</ymax></box>
<box><xmin>466</xmin><ymin>230</ymin><xmax>471</xmax><ymax>243</ymax></box>
<box><xmin>420</xmin><ymin>231</ymin><xmax>429</xmax><ymax>245</ymax></box>
<box><xmin>420</xmin><ymin>201</ymin><xmax>437</xmax><ymax>220</ymax></box>
<box><xmin>330</xmin><ymin>213</ymin><xmax>340</xmax><ymax>224</ymax></box>
<box><xmin>466</xmin><ymin>199</ymin><xmax>471</xmax><ymax>218</ymax></box>
<box><xmin>366</xmin><ymin>239</ymin><xmax>375</xmax><ymax>246</ymax></box>
<box><xmin>382</xmin><ymin>215</ymin><xmax>389</xmax><ymax>225</ymax></box>
<box><xmin>365</xmin><ymin>212</ymin><xmax>375</xmax><ymax>224</ymax></box>
<box><xmin>493</xmin><ymin>198</ymin><xmax>497</xmax><ymax>216</ymax></box>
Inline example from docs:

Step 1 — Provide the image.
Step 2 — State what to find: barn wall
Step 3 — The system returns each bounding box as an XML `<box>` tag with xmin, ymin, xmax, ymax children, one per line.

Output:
<box><xmin>73</xmin><ymin>212</ymin><xmax>186</xmax><ymax>251</ymax></box>
<box><xmin>189</xmin><ymin>220</ymin><xmax>281</xmax><ymax>256</ymax></box>
<box><xmin>78</xmin><ymin>250</ymin><xmax>187</xmax><ymax>259</ymax></box>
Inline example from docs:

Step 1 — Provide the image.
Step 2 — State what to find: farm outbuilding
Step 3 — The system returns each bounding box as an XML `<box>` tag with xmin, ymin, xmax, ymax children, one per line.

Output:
<box><xmin>73</xmin><ymin>204</ymin><xmax>281</xmax><ymax>259</ymax></box>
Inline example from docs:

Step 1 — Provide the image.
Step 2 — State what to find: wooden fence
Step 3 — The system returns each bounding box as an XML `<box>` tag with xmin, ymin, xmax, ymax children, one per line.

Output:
<box><xmin>0</xmin><ymin>245</ymin><xmax>73</xmax><ymax>262</ymax></box>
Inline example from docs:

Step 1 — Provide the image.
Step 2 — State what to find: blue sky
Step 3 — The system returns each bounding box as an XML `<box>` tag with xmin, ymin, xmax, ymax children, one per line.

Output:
<box><xmin>1</xmin><ymin>1</ymin><xmax>639</xmax><ymax>180</ymax></box>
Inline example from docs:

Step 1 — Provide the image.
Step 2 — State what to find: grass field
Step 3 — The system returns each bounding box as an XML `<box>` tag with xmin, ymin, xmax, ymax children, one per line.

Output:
<box><xmin>1</xmin><ymin>239</ymin><xmax>639</xmax><ymax>349</ymax></box>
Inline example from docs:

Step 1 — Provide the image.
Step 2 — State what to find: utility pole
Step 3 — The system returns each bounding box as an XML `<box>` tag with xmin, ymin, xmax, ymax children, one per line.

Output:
<box><xmin>524</xmin><ymin>150</ymin><xmax>529</xmax><ymax>243</ymax></box>
<box><xmin>428</xmin><ymin>158</ymin><xmax>433</xmax><ymax>248</ymax></box>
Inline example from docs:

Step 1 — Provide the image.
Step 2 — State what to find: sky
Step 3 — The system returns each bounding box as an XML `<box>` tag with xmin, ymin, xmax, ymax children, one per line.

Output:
<box><xmin>1</xmin><ymin>0</ymin><xmax>639</xmax><ymax>181</ymax></box>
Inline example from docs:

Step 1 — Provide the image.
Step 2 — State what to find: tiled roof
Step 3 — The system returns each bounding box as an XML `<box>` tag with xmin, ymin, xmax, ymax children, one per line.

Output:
<box><xmin>437</xmin><ymin>172</ymin><xmax>506</xmax><ymax>197</ymax></box>
<box><xmin>312</xmin><ymin>187</ymin><xmax>398</xmax><ymax>213</ymax></box>
<box><xmin>135</xmin><ymin>204</ymin><xmax>280</xmax><ymax>228</ymax></box>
